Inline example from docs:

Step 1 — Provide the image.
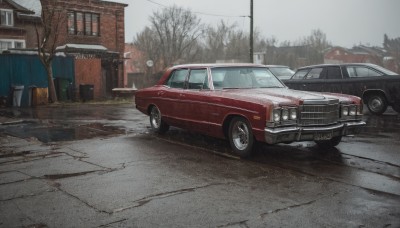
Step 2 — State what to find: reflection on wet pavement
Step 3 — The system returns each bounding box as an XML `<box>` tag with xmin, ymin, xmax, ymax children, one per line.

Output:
<box><xmin>1</xmin><ymin>122</ymin><xmax>125</xmax><ymax>143</ymax></box>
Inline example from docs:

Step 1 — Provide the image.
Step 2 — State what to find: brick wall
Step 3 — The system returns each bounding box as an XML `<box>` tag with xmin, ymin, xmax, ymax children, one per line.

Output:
<box><xmin>40</xmin><ymin>0</ymin><xmax>126</xmax><ymax>58</ymax></box>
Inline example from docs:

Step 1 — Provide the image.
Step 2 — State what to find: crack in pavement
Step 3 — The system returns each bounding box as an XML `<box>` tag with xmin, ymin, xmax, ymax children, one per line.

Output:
<box><xmin>217</xmin><ymin>220</ymin><xmax>249</xmax><ymax>228</ymax></box>
<box><xmin>98</xmin><ymin>218</ymin><xmax>128</xmax><ymax>227</ymax></box>
<box><xmin>112</xmin><ymin>182</ymin><xmax>230</xmax><ymax>213</ymax></box>
<box><xmin>260</xmin><ymin>192</ymin><xmax>340</xmax><ymax>219</ymax></box>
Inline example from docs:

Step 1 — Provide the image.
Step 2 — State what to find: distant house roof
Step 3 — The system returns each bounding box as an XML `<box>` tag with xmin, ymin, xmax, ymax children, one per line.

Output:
<box><xmin>12</xmin><ymin>0</ymin><xmax>42</xmax><ymax>17</ymax></box>
<box><xmin>3</xmin><ymin>0</ymin><xmax>35</xmax><ymax>14</ymax></box>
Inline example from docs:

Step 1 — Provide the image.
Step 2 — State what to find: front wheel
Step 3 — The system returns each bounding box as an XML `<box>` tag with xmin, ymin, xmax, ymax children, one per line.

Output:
<box><xmin>315</xmin><ymin>136</ymin><xmax>342</xmax><ymax>149</ymax></box>
<box><xmin>228</xmin><ymin>117</ymin><xmax>254</xmax><ymax>157</ymax></box>
<box><xmin>366</xmin><ymin>94</ymin><xmax>387</xmax><ymax>115</ymax></box>
<box><xmin>149</xmin><ymin>105</ymin><xmax>169</xmax><ymax>134</ymax></box>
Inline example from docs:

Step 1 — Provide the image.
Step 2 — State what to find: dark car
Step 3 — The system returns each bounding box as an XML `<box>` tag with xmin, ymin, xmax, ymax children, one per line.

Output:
<box><xmin>266</xmin><ymin>65</ymin><xmax>295</xmax><ymax>80</ymax></box>
<box><xmin>283</xmin><ymin>63</ymin><xmax>400</xmax><ymax>115</ymax></box>
<box><xmin>135</xmin><ymin>63</ymin><xmax>365</xmax><ymax>157</ymax></box>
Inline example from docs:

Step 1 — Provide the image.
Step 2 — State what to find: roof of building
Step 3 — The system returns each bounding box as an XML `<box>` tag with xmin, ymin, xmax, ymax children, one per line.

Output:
<box><xmin>11</xmin><ymin>0</ymin><xmax>41</xmax><ymax>17</ymax></box>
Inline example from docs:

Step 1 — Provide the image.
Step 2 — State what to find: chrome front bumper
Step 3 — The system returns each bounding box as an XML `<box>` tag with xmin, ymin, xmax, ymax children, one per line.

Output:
<box><xmin>264</xmin><ymin>121</ymin><xmax>366</xmax><ymax>144</ymax></box>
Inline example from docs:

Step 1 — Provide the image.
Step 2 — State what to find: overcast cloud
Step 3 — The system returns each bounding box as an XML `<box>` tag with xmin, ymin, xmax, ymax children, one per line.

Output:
<box><xmin>112</xmin><ymin>0</ymin><xmax>400</xmax><ymax>48</ymax></box>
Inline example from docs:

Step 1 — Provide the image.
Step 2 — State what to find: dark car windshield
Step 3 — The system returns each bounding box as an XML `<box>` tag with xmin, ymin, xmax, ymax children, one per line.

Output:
<box><xmin>211</xmin><ymin>67</ymin><xmax>285</xmax><ymax>89</ymax></box>
<box><xmin>269</xmin><ymin>67</ymin><xmax>295</xmax><ymax>77</ymax></box>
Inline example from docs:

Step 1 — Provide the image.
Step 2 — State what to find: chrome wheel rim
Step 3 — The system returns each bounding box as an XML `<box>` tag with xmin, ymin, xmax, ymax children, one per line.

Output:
<box><xmin>232</xmin><ymin>121</ymin><xmax>249</xmax><ymax>150</ymax></box>
<box><xmin>369</xmin><ymin>97</ymin><xmax>383</xmax><ymax>112</ymax></box>
<box><xmin>150</xmin><ymin>107</ymin><xmax>161</xmax><ymax>129</ymax></box>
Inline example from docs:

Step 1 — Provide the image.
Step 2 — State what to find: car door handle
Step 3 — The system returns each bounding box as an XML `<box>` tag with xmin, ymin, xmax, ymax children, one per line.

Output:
<box><xmin>179</xmin><ymin>94</ymin><xmax>185</xmax><ymax>98</ymax></box>
<box><xmin>157</xmin><ymin>91</ymin><xmax>165</xmax><ymax>96</ymax></box>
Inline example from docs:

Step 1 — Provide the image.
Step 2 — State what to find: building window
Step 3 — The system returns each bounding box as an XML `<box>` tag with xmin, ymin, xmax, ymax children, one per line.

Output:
<box><xmin>85</xmin><ymin>13</ymin><xmax>92</xmax><ymax>35</ymax></box>
<box><xmin>0</xmin><ymin>39</ymin><xmax>25</xmax><ymax>52</ymax></box>
<box><xmin>76</xmin><ymin>12</ymin><xmax>84</xmax><ymax>35</ymax></box>
<box><xmin>68</xmin><ymin>11</ymin><xmax>100</xmax><ymax>36</ymax></box>
<box><xmin>0</xmin><ymin>9</ymin><xmax>13</xmax><ymax>26</ymax></box>
<box><xmin>67</xmin><ymin>12</ymin><xmax>75</xmax><ymax>34</ymax></box>
<box><xmin>92</xmin><ymin>14</ymin><xmax>99</xmax><ymax>36</ymax></box>
<box><xmin>14</xmin><ymin>41</ymin><xmax>24</xmax><ymax>48</ymax></box>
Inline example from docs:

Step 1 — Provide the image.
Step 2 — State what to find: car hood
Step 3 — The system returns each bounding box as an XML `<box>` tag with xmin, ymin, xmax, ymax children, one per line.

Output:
<box><xmin>214</xmin><ymin>88</ymin><xmax>355</xmax><ymax>106</ymax></box>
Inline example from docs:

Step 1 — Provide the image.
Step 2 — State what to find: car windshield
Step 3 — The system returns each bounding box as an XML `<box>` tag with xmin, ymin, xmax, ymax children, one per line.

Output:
<box><xmin>211</xmin><ymin>67</ymin><xmax>285</xmax><ymax>89</ymax></box>
<box><xmin>269</xmin><ymin>67</ymin><xmax>295</xmax><ymax>77</ymax></box>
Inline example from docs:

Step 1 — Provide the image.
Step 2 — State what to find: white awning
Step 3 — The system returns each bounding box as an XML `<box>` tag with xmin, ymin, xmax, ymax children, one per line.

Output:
<box><xmin>56</xmin><ymin>44</ymin><xmax>108</xmax><ymax>51</ymax></box>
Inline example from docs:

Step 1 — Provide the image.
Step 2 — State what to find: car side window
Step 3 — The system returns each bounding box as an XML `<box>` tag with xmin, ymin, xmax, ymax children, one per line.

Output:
<box><xmin>305</xmin><ymin>68</ymin><xmax>323</xmax><ymax>79</ymax></box>
<box><xmin>355</xmin><ymin>67</ymin><xmax>383</xmax><ymax>77</ymax></box>
<box><xmin>326</xmin><ymin>66</ymin><xmax>342</xmax><ymax>79</ymax></box>
<box><xmin>291</xmin><ymin>69</ymin><xmax>309</xmax><ymax>79</ymax></box>
<box><xmin>188</xmin><ymin>69</ymin><xmax>209</xmax><ymax>90</ymax></box>
<box><xmin>166</xmin><ymin>69</ymin><xmax>188</xmax><ymax>88</ymax></box>
<box><xmin>346</xmin><ymin>67</ymin><xmax>357</xmax><ymax>77</ymax></box>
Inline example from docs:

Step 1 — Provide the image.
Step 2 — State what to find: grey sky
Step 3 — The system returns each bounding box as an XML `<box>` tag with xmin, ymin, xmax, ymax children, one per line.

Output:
<box><xmin>113</xmin><ymin>0</ymin><xmax>400</xmax><ymax>48</ymax></box>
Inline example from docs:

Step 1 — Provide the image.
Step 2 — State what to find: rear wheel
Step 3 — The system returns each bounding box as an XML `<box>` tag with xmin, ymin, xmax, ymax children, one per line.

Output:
<box><xmin>228</xmin><ymin>117</ymin><xmax>254</xmax><ymax>157</ymax></box>
<box><xmin>149</xmin><ymin>106</ymin><xmax>169</xmax><ymax>134</ymax></box>
<box><xmin>315</xmin><ymin>136</ymin><xmax>342</xmax><ymax>149</ymax></box>
<box><xmin>366</xmin><ymin>94</ymin><xmax>387</xmax><ymax>115</ymax></box>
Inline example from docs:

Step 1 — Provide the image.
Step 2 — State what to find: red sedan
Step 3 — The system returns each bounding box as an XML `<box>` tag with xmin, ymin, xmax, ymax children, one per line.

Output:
<box><xmin>135</xmin><ymin>64</ymin><xmax>365</xmax><ymax>157</ymax></box>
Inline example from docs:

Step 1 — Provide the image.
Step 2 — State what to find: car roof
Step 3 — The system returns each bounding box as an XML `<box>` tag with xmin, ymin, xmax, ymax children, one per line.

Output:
<box><xmin>265</xmin><ymin>65</ymin><xmax>291</xmax><ymax>68</ymax></box>
<box><xmin>297</xmin><ymin>63</ymin><xmax>379</xmax><ymax>70</ymax></box>
<box><xmin>170</xmin><ymin>63</ymin><xmax>266</xmax><ymax>70</ymax></box>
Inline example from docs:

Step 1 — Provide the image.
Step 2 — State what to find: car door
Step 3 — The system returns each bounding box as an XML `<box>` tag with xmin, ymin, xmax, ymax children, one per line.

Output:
<box><xmin>301</xmin><ymin>67</ymin><xmax>326</xmax><ymax>92</ymax></box>
<box><xmin>163</xmin><ymin>68</ymin><xmax>189</xmax><ymax>126</ymax></box>
<box><xmin>179</xmin><ymin>68</ymin><xmax>211</xmax><ymax>133</ymax></box>
<box><xmin>322</xmin><ymin>66</ymin><xmax>343</xmax><ymax>93</ymax></box>
<box><xmin>342</xmin><ymin>65</ymin><xmax>384</xmax><ymax>98</ymax></box>
<box><xmin>284</xmin><ymin>69</ymin><xmax>309</xmax><ymax>90</ymax></box>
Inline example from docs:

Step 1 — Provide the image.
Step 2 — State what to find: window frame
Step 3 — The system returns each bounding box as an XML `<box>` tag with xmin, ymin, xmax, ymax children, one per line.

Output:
<box><xmin>0</xmin><ymin>39</ymin><xmax>25</xmax><ymax>52</ymax></box>
<box><xmin>0</xmin><ymin>9</ymin><xmax>14</xmax><ymax>26</ymax></box>
<box><xmin>67</xmin><ymin>11</ymin><xmax>100</xmax><ymax>36</ymax></box>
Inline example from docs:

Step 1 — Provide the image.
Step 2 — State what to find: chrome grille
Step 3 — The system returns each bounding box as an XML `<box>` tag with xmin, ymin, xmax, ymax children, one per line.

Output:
<box><xmin>300</xmin><ymin>100</ymin><xmax>339</xmax><ymax>126</ymax></box>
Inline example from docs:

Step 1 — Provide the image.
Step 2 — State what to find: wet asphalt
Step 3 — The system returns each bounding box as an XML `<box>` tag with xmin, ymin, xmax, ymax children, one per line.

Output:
<box><xmin>0</xmin><ymin>103</ymin><xmax>399</xmax><ymax>227</ymax></box>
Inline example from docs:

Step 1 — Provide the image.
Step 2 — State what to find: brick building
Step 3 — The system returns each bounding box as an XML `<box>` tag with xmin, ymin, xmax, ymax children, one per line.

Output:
<box><xmin>0</xmin><ymin>0</ymin><xmax>39</xmax><ymax>51</ymax></box>
<box><xmin>1</xmin><ymin>0</ymin><xmax>128</xmax><ymax>99</ymax></box>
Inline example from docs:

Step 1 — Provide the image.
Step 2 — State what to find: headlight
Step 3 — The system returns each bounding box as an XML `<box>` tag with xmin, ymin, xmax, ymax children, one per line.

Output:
<box><xmin>289</xmin><ymin>108</ymin><xmax>297</xmax><ymax>120</ymax></box>
<box><xmin>282</xmin><ymin>109</ymin><xmax>289</xmax><ymax>121</ymax></box>
<box><xmin>273</xmin><ymin>109</ymin><xmax>281</xmax><ymax>122</ymax></box>
<box><xmin>342</xmin><ymin>106</ymin><xmax>349</xmax><ymax>116</ymax></box>
<box><xmin>349</xmin><ymin>105</ymin><xmax>357</xmax><ymax>116</ymax></box>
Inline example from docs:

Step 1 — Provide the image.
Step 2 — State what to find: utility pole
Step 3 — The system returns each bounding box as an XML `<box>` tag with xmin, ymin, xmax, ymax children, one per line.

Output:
<box><xmin>249</xmin><ymin>0</ymin><xmax>254</xmax><ymax>63</ymax></box>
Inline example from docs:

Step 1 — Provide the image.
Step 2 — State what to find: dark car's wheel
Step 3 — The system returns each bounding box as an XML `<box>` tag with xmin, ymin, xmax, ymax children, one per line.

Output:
<box><xmin>392</xmin><ymin>104</ymin><xmax>400</xmax><ymax>114</ymax></box>
<box><xmin>315</xmin><ymin>136</ymin><xmax>342</xmax><ymax>149</ymax></box>
<box><xmin>228</xmin><ymin>117</ymin><xmax>254</xmax><ymax>157</ymax></box>
<box><xmin>366</xmin><ymin>94</ymin><xmax>387</xmax><ymax>115</ymax></box>
<box><xmin>150</xmin><ymin>105</ymin><xmax>169</xmax><ymax>134</ymax></box>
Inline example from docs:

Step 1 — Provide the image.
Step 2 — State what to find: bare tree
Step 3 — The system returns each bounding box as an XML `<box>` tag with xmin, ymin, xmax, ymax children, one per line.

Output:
<box><xmin>202</xmin><ymin>21</ymin><xmax>234</xmax><ymax>62</ymax></box>
<box><xmin>149</xmin><ymin>5</ymin><xmax>204</xmax><ymax>68</ymax></box>
<box><xmin>35</xmin><ymin>0</ymin><xmax>65</xmax><ymax>103</ymax></box>
<box><xmin>384</xmin><ymin>34</ymin><xmax>400</xmax><ymax>73</ymax></box>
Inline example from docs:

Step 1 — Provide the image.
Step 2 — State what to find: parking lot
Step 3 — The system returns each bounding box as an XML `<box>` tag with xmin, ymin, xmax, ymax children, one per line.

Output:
<box><xmin>0</xmin><ymin>103</ymin><xmax>399</xmax><ymax>227</ymax></box>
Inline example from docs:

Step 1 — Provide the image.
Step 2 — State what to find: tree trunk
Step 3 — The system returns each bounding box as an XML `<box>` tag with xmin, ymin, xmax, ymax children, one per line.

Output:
<box><xmin>46</xmin><ymin>64</ymin><xmax>58</xmax><ymax>103</ymax></box>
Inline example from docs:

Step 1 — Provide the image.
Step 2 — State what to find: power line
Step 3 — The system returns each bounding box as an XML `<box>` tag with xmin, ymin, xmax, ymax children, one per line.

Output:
<box><xmin>144</xmin><ymin>0</ymin><xmax>248</xmax><ymax>18</ymax></box>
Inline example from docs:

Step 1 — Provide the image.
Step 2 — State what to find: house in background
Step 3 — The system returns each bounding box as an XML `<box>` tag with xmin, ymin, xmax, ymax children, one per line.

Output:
<box><xmin>0</xmin><ymin>0</ymin><xmax>128</xmax><ymax>100</ymax></box>
<box><xmin>324</xmin><ymin>45</ymin><xmax>398</xmax><ymax>73</ymax></box>
<box><xmin>0</xmin><ymin>0</ymin><xmax>39</xmax><ymax>52</ymax></box>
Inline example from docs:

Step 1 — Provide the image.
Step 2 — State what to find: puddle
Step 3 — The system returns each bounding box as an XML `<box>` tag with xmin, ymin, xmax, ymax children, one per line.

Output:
<box><xmin>2</xmin><ymin>122</ymin><xmax>125</xmax><ymax>143</ymax></box>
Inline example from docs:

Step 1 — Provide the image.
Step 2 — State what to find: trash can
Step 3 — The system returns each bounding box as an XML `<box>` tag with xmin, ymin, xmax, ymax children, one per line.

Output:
<box><xmin>31</xmin><ymin>87</ymin><xmax>48</xmax><ymax>106</ymax></box>
<box><xmin>79</xmin><ymin>84</ymin><xmax>94</xmax><ymax>102</ymax></box>
<box><xmin>12</xmin><ymin>85</ymin><xmax>24</xmax><ymax>107</ymax></box>
<box><xmin>55</xmin><ymin>78</ymin><xmax>70</xmax><ymax>101</ymax></box>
